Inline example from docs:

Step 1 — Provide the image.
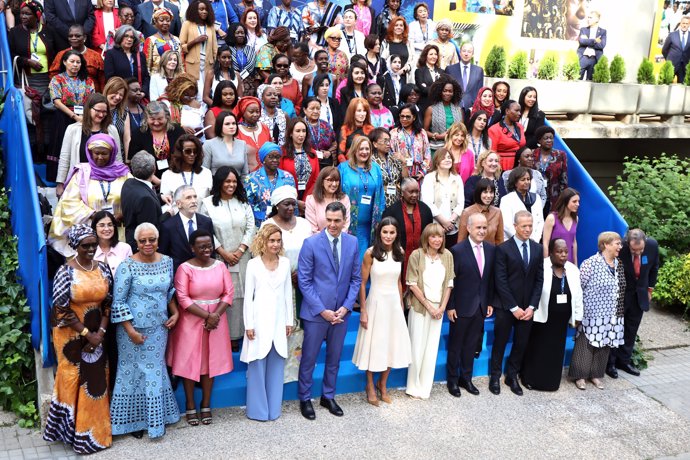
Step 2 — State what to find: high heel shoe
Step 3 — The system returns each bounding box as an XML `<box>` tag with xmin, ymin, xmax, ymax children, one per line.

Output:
<box><xmin>365</xmin><ymin>385</ymin><xmax>380</xmax><ymax>407</ymax></box>
<box><xmin>375</xmin><ymin>381</ymin><xmax>392</xmax><ymax>404</ymax></box>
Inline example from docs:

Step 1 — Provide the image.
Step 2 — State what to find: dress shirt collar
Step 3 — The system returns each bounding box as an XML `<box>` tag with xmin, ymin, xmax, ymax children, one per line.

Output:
<box><xmin>134</xmin><ymin>177</ymin><xmax>153</xmax><ymax>189</ymax></box>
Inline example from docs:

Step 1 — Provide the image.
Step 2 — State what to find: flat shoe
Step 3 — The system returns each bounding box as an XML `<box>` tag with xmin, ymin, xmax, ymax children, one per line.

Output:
<box><xmin>575</xmin><ymin>379</ymin><xmax>586</xmax><ymax>390</ymax></box>
<box><xmin>590</xmin><ymin>378</ymin><xmax>604</xmax><ymax>390</ymax></box>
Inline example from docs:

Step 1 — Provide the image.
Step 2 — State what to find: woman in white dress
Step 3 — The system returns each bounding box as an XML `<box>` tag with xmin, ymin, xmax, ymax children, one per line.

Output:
<box><xmin>240</xmin><ymin>223</ymin><xmax>293</xmax><ymax>421</ymax></box>
<box><xmin>353</xmin><ymin>217</ymin><xmax>411</xmax><ymax>406</ymax></box>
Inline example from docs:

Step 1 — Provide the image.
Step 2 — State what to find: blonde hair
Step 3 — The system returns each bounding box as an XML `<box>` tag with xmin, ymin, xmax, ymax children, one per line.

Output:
<box><xmin>251</xmin><ymin>224</ymin><xmax>285</xmax><ymax>257</ymax></box>
<box><xmin>473</xmin><ymin>150</ymin><xmax>502</xmax><ymax>178</ymax></box>
<box><xmin>347</xmin><ymin>135</ymin><xmax>374</xmax><ymax>169</ymax></box>
<box><xmin>597</xmin><ymin>231</ymin><xmax>621</xmax><ymax>252</ymax></box>
<box><xmin>158</xmin><ymin>50</ymin><xmax>183</xmax><ymax>79</ymax></box>
<box><xmin>420</xmin><ymin>222</ymin><xmax>446</xmax><ymax>252</ymax></box>
<box><xmin>444</xmin><ymin>122</ymin><xmax>469</xmax><ymax>151</ymax></box>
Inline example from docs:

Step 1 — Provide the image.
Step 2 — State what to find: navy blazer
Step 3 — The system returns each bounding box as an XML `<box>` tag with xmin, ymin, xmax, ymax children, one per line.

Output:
<box><xmin>620</xmin><ymin>238</ymin><xmax>660</xmax><ymax>312</ymax></box>
<box><xmin>158</xmin><ymin>212</ymin><xmax>215</xmax><ymax>273</ymax></box>
<box><xmin>446</xmin><ymin>62</ymin><xmax>485</xmax><ymax>109</ymax></box>
<box><xmin>448</xmin><ymin>239</ymin><xmax>497</xmax><ymax>317</ymax></box>
<box><xmin>577</xmin><ymin>26</ymin><xmax>607</xmax><ymax>60</ymax></box>
<box><xmin>297</xmin><ymin>230</ymin><xmax>362</xmax><ymax>323</ymax></box>
<box><xmin>662</xmin><ymin>30</ymin><xmax>690</xmax><ymax>72</ymax></box>
<box><xmin>136</xmin><ymin>1</ymin><xmax>182</xmax><ymax>37</ymax></box>
<box><xmin>121</xmin><ymin>178</ymin><xmax>163</xmax><ymax>251</ymax></box>
<box><xmin>104</xmin><ymin>47</ymin><xmax>151</xmax><ymax>98</ymax></box>
<box><xmin>43</xmin><ymin>0</ymin><xmax>95</xmax><ymax>50</ymax></box>
<box><xmin>494</xmin><ymin>238</ymin><xmax>544</xmax><ymax>311</ymax></box>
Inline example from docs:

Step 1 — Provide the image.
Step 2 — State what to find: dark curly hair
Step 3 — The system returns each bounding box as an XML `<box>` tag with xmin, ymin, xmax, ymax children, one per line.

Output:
<box><xmin>428</xmin><ymin>75</ymin><xmax>462</xmax><ymax>105</ymax></box>
<box><xmin>185</xmin><ymin>0</ymin><xmax>215</xmax><ymax>26</ymax></box>
<box><xmin>211</xmin><ymin>166</ymin><xmax>248</xmax><ymax>206</ymax></box>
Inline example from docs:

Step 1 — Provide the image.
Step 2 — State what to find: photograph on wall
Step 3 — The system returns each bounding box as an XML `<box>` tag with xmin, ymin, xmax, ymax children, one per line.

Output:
<box><xmin>521</xmin><ymin>0</ymin><xmax>591</xmax><ymax>40</ymax></box>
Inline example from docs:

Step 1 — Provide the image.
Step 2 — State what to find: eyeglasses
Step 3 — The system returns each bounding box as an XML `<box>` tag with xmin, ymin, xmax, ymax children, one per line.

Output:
<box><xmin>79</xmin><ymin>242</ymin><xmax>98</xmax><ymax>249</ymax></box>
<box><xmin>377</xmin><ymin>138</ymin><xmax>390</xmax><ymax>144</ymax></box>
<box><xmin>274</xmin><ymin>63</ymin><xmax>289</xmax><ymax>68</ymax></box>
<box><xmin>324</xmin><ymin>178</ymin><xmax>340</xmax><ymax>183</ymax></box>
<box><xmin>92</xmin><ymin>108</ymin><xmax>109</xmax><ymax>115</ymax></box>
<box><xmin>96</xmin><ymin>223</ymin><xmax>114</xmax><ymax>228</ymax></box>
<box><xmin>182</xmin><ymin>148</ymin><xmax>197</xmax><ymax>155</ymax></box>
<box><xmin>137</xmin><ymin>237</ymin><xmax>157</xmax><ymax>244</ymax></box>
<box><xmin>328</xmin><ymin>36</ymin><xmax>342</xmax><ymax>41</ymax></box>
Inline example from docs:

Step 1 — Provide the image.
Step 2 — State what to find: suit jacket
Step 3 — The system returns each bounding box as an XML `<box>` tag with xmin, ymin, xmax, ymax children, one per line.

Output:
<box><xmin>446</xmin><ymin>62</ymin><xmax>485</xmax><ymax>109</ymax></box>
<box><xmin>159</xmin><ymin>212</ymin><xmax>215</xmax><ymax>273</ymax></box>
<box><xmin>381</xmin><ymin>200</ymin><xmax>435</xmax><ymax>250</ymax></box>
<box><xmin>577</xmin><ymin>26</ymin><xmax>607</xmax><ymax>61</ymax></box>
<box><xmin>297</xmin><ymin>230</ymin><xmax>362</xmax><ymax>323</ymax></box>
<box><xmin>494</xmin><ymin>237</ymin><xmax>544</xmax><ymax>311</ymax></box>
<box><xmin>662</xmin><ymin>30</ymin><xmax>690</xmax><ymax>71</ymax></box>
<box><xmin>44</xmin><ymin>0</ymin><xmax>96</xmax><ymax>50</ymax></box>
<box><xmin>619</xmin><ymin>238</ymin><xmax>660</xmax><ymax>312</ymax></box>
<box><xmin>523</xmin><ymin>110</ymin><xmax>545</xmax><ymax>149</ymax></box>
<box><xmin>448</xmin><ymin>239</ymin><xmax>497</xmax><ymax>317</ymax></box>
<box><xmin>92</xmin><ymin>9</ymin><xmax>122</xmax><ymax>50</ymax></box>
<box><xmin>137</xmin><ymin>1</ymin><xmax>182</xmax><ymax>37</ymax></box>
<box><xmin>121</xmin><ymin>178</ymin><xmax>164</xmax><ymax>251</ymax></box>
<box><xmin>104</xmin><ymin>47</ymin><xmax>151</xmax><ymax>98</ymax></box>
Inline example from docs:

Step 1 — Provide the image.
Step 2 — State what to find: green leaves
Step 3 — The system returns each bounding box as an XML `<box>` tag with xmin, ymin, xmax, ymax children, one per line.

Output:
<box><xmin>637</xmin><ymin>57</ymin><xmax>656</xmax><ymax>84</ymax></box>
<box><xmin>561</xmin><ymin>51</ymin><xmax>581</xmax><ymax>81</ymax></box>
<box><xmin>609</xmin><ymin>54</ymin><xmax>626</xmax><ymax>83</ymax></box>
<box><xmin>652</xmin><ymin>253</ymin><xmax>690</xmax><ymax>317</ymax></box>
<box><xmin>592</xmin><ymin>55</ymin><xmax>610</xmax><ymax>83</ymax></box>
<box><xmin>507</xmin><ymin>51</ymin><xmax>528</xmax><ymax>79</ymax></box>
<box><xmin>485</xmin><ymin>45</ymin><xmax>507</xmax><ymax>78</ymax></box>
<box><xmin>537</xmin><ymin>52</ymin><xmax>559</xmax><ymax>81</ymax></box>
<box><xmin>658</xmin><ymin>61</ymin><xmax>675</xmax><ymax>85</ymax></box>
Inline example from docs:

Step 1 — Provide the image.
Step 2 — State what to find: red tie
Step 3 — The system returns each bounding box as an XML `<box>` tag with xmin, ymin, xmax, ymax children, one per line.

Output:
<box><xmin>633</xmin><ymin>254</ymin><xmax>641</xmax><ymax>279</ymax></box>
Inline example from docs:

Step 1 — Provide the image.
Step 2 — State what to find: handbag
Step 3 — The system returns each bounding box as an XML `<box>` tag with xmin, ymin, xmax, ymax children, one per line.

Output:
<box><xmin>12</xmin><ymin>56</ymin><xmax>42</xmax><ymax>126</ymax></box>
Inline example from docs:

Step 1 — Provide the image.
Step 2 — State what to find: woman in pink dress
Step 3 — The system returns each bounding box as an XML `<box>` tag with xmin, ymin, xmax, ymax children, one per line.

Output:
<box><xmin>168</xmin><ymin>229</ymin><xmax>234</xmax><ymax>426</ymax></box>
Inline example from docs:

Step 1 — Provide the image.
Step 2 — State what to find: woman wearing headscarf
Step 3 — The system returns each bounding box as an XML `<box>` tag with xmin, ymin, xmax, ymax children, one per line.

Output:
<box><xmin>470</xmin><ymin>86</ymin><xmax>495</xmax><ymax>121</ymax></box>
<box><xmin>256</xmin><ymin>26</ymin><xmax>292</xmax><ymax>81</ymax></box>
<box><xmin>49</xmin><ymin>134</ymin><xmax>131</xmax><ymax>258</ymax></box>
<box><xmin>235</xmin><ymin>96</ymin><xmax>272</xmax><ymax>172</ymax></box>
<box><xmin>430</xmin><ymin>19</ymin><xmax>458</xmax><ymax>70</ymax></box>
<box><xmin>244</xmin><ymin>142</ymin><xmax>296</xmax><ymax>227</ymax></box>
<box><xmin>143</xmin><ymin>7</ymin><xmax>182</xmax><ymax>74</ymax></box>
<box><xmin>44</xmin><ymin>225</ymin><xmax>113</xmax><ymax>454</ymax></box>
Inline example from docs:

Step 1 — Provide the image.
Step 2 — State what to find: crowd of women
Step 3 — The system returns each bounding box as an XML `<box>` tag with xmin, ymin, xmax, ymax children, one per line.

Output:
<box><xmin>11</xmin><ymin>0</ymin><xmax>627</xmax><ymax>454</ymax></box>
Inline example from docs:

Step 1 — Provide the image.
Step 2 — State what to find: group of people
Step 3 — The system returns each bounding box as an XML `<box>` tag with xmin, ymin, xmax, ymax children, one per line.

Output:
<box><xmin>4</xmin><ymin>0</ymin><xmax>657</xmax><ymax>455</ymax></box>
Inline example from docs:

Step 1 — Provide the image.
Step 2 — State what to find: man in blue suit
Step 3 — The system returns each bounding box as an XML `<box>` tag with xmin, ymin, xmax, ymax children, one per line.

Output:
<box><xmin>446</xmin><ymin>213</ymin><xmax>496</xmax><ymax>397</ymax></box>
<box><xmin>577</xmin><ymin>10</ymin><xmax>607</xmax><ymax>80</ymax></box>
<box><xmin>445</xmin><ymin>42</ymin><xmax>484</xmax><ymax>112</ymax></box>
<box><xmin>662</xmin><ymin>16</ymin><xmax>690</xmax><ymax>83</ymax></box>
<box><xmin>297</xmin><ymin>201</ymin><xmax>361</xmax><ymax>420</ymax></box>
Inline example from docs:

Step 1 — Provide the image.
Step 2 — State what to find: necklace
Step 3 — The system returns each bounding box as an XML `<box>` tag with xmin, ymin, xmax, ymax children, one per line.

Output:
<box><xmin>427</xmin><ymin>252</ymin><xmax>440</xmax><ymax>263</ymax></box>
<box><xmin>75</xmin><ymin>258</ymin><xmax>95</xmax><ymax>271</ymax></box>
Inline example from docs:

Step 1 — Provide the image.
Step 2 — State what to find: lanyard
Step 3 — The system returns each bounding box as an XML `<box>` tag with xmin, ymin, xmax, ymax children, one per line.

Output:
<box><xmin>559</xmin><ymin>272</ymin><xmax>566</xmax><ymax>294</ymax></box>
<box><xmin>181</xmin><ymin>171</ymin><xmax>194</xmax><ymax>186</ymax></box>
<box><xmin>470</xmin><ymin>136</ymin><xmax>482</xmax><ymax>157</ymax></box>
<box><xmin>99</xmin><ymin>180</ymin><xmax>111</xmax><ymax>203</ymax></box>
<box><xmin>502</xmin><ymin>121</ymin><xmax>521</xmax><ymax>143</ymax></box>
<box><xmin>345</xmin><ymin>34</ymin><xmax>356</xmax><ymax>54</ymax></box>
<box><xmin>421</xmin><ymin>23</ymin><xmax>428</xmax><ymax>42</ymax></box>
<box><xmin>375</xmin><ymin>154</ymin><xmax>393</xmax><ymax>180</ymax></box>
<box><xmin>129</xmin><ymin>54</ymin><xmax>134</xmax><ymax>76</ymax></box>
<box><xmin>31</xmin><ymin>27</ymin><xmax>41</xmax><ymax>53</ymax></box>
<box><xmin>403</xmin><ymin>130</ymin><xmax>415</xmax><ymax>158</ymax></box>
<box><xmin>357</xmin><ymin>167</ymin><xmax>371</xmax><ymax>194</ymax></box>
<box><xmin>308</xmin><ymin>122</ymin><xmax>322</xmax><ymax>147</ymax></box>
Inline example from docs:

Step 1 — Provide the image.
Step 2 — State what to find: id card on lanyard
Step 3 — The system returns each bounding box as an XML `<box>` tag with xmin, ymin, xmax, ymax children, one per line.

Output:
<box><xmin>556</xmin><ymin>274</ymin><xmax>567</xmax><ymax>304</ymax></box>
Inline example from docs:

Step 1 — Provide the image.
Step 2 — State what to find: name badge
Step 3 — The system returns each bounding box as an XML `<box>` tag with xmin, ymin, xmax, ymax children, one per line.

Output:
<box><xmin>73</xmin><ymin>105</ymin><xmax>84</xmax><ymax>115</ymax></box>
<box><xmin>406</xmin><ymin>158</ymin><xmax>413</xmax><ymax>167</ymax></box>
<box><xmin>641</xmin><ymin>255</ymin><xmax>648</xmax><ymax>265</ymax></box>
<box><xmin>214</xmin><ymin>21</ymin><xmax>222</xmax><ymax>31</ymax></box>
<box><xmin>557</xmin><ymin>294</ymin><xmax>568</xmax><ymax>304</ymax></box>
<box><xmin>298</xmin><ymin>180</ymin><xmax>307</xmax><ymax>191</ymax></box>
<box><xmin>386</xmin><ymin>184</ymin><xmax>396</xmax><ymax>195</ymax></box>
<box><xmin>361</xmin><ymin>195</ymin><xmax>372</xmax><ymax>205</ymax></box>
<box><xmin>31</xmin><ymin>53</ymin><xmax>40</xmax><ymax>62</ymax></box>
<box><xmin>240</xmin><ymin>69</ymin><xmax>250</xmax><ymax>80</ymax></box>
<box><xmin>156</xmin><ymin>159</ymin><xmax>169</xmax><ymax>171</ymax></box>
<box><xmin>316</xmin><ymin>150</ymin><xmax>324</xmax><ymax>159</ymax></box>
<box><xmin>265</xmin><ymin>205</ymin><xmax>272</xmax><ymax>216</ymax></box>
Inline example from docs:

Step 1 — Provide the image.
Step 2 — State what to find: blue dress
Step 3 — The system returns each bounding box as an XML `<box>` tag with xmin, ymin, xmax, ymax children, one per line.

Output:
<box><xmin>244</xmin><ymin>167</ymin><xmax>296</xmax><ymax>226</ymax></box>
<box><xmin>338</xmin><ymin>161</ymin><xmax>385</xmax><ymax>261</ymax></box>
<box><xmin>110</xmin><ymin>256</ymin><xmax>180</xmax><ymax>438</ymax></box>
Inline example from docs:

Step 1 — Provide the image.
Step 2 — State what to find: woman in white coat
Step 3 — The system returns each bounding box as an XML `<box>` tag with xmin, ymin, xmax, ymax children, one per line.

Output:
<box><xmin>240</xmin><ymin>223</ymin><xmax>294</xmax><ymax>421</ymax></box>
<box><xmin>499</xmin><ymin>166</ymin><xmax>544</xmax><ymax>242</ymax></box>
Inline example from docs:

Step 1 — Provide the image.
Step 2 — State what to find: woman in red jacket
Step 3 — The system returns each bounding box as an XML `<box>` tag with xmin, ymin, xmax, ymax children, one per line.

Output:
<box><xmin>488</xmin><ymin>99</ymin><xmax>526</xmax><ymax>172</ymax></box>
<box><xmin>279</xmin><ymin>118</ymin><xmax>320</xmax><ymax>215</ymax></box>
<box><xmin>92</xmin><ymin>0</ymin><xmax>121</xmax><ymax>52</ymax></box>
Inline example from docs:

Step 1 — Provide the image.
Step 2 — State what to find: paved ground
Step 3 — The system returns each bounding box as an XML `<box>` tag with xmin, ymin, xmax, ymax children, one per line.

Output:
<box><xmin>2</xmin><ymin>306</ymin><xmax>689</xmax><ymax>459</ymax></box>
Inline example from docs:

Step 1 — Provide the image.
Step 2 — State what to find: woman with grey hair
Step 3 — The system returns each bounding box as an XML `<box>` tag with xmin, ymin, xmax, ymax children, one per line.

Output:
<box><xmin>104</xmin><ymin>25</ymin><xmax>151</xmax><ymax>98</ymax></box>
<box><xmin>110</xmin><ymin>222</ymin><xmax>180</xmax><ymax>439</ymax></box>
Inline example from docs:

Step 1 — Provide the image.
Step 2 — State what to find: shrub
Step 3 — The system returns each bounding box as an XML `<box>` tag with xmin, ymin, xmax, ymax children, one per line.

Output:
<box><xmin>537</xmin><ymin>52</ymin><xmax>558</xmax><ymax>80</ymax></box>
<box><xmin>608</xmin><ymin>154</ymin><xmax>690</xmax><ymax>259</ymax></box>
<box><xmin>507</xmin><ymin>51</ymin><xmax>527</xmax><ymax>79</ymax></box>
<box><xmin>637</xmin><ymin>58</ymin><xmax>656</xmax><ymax>84</ymax></box>
<box><xmin>484</xmin><ymin>45</ymin><xmax>507</xmax><ymax>78</ymax></box>
<box><xmin>561</xmin><ymin>51</ymin><xmax>581</xmax><ymax>81</ymax></box>
<box><xmin>684</xmin><ymin>62</ymin><xmax>690</xmax><ymax>85</ymax></box>
<box><xmin>658</xmin><ymin>61</ymin><xmax>675</xmax><ymax>84</ymax></box>
<box><xmin>609</xmin><ymin>54</ymin><xmax>626</xmax><ymax>83</ymax></box>
<box><xmin>652</xmin><ymin>253</ymin><xmax>690</xmax><ymax>317</ymax></box>
<box><xmin>592</xmin><ymin>56</ymin><xmax>610</xmax><ymax>83</ymax></box>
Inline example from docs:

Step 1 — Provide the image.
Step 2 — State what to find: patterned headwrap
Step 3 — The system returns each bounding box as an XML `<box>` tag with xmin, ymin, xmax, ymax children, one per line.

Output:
<box><xmin>258</xmin><ymin>142</ymin><xmax>281</xmax><ymax>163</ymax></box>
<box><xmin>151</xmin><ymin>6</ymin><xmax>174</xmax><ymax>24</ymax></box>
<box><xmin>436</xmin><ymin>18</ymin><xmax>452</xmax><ymax>31</ymax></box>
<box><xmin>20</xmin><ymin>0</ymin><xmax>43</xmax><ymax>22</ymax></box>
<box><xmin>268</xmin><ymin>26</ymin><xmax>290</xmax><ymax>45</ymax></box>
<box><xmin>68</xmin><ymin>224</ymin><xmax>97</xmax><ymax>249</ymax></box>
<box><xmin>234</xmin><ymin>96</ymin><xmax>262</xmax><ymax>122</ymax></box>
<box><xmin>256</xmin><ymin>84</ymin><xmax>268</xmax><ymax>102</ymax></box>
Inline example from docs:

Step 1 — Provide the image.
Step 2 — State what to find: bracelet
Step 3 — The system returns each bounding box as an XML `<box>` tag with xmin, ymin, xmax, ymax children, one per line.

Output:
<box><xmin>99</xmin><ymin>327</ymin><xmax>107</xmax><ymax>334</ymax></box>
<box><xmin>80</xmin><ymin>327</ymin><xmax>90</xmax><ymax>337</ymax></box>
<box><xmin>238</xmin><ymin>246</ymin><xmax>246</xmax><ymax>254</ymax></box>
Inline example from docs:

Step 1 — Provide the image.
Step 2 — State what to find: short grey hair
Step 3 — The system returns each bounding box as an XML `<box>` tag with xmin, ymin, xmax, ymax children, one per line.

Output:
<box><xmin>514</xmin><ymin>209</ymin><xmax>533</xmax><ymax>224</ymax></box>
<box><xmin>141</xmin><ymin>101</ymin><xmax>174</xmax><ymax>133</ymax></box>
<box><xmin>130</xmin><ymin>151</ymin><xmax>155</xmax><ymax>179</ymax></box>
<box><xmin>114</xmin><ymin>25</ymin><xmax>141</xmax><ymax>50</ymax></box>
<box><xmin>467</xmin><ymin>212</ymin><xmax>486</xmax><ymax>227</ymax></box>
<box><xmin>134</xmin><ymin>222</ymin><xmax>159</xmax><ymax>241</ymax></box>
<box><xmin>401</xmin><ymin>177</ymin><xmax>418</xmax><ymax>191</ymax></box>
<box><xmin>626</xmin><ymin>228</ymin><xmax>647</xmax><ymax>244</ymax></box>
<box><xmin>174</xmin><ymin>185</ymin><xmax>195</xmax><ymax>202</ymax></box>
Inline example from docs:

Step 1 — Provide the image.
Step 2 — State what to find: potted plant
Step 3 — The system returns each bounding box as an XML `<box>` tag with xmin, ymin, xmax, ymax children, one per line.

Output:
<box><xmin>637</xmin><ymin>57</ymin><xmax>669</xmax><ymax>115</ymax></box>
<box><xmin>482</xmin><ymin>45</ymin><xmax>509</xmax><ymax>91</ymax></box>
<box><xmin>536</xmin><ymin>52</ymin><xmax>591</xmax><ymax>114</ymax></box>
<box><xmin>683</xmin><ymin>61</ymin><xmax>690</xmax><ymax>114</ymax></box>
<box><xmin>589</xmin><ymin>55</ymin><xmax>639</xmax><ymax>117</ymax></box>
<box><xmin>657</xmin><ymin>61</ymin><xmax>686</xmax><ymax>116</ymax></box>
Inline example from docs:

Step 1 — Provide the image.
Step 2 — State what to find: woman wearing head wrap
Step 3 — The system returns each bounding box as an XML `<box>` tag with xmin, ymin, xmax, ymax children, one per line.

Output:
<box><xmin>430</xmin><ymin>19</ymin><xmax>459</xmax><ymax>69</ymax></box>
<box><xmin>43</xmin><ymin>224</ymin><xmax>114</xmax><ymax>454</ymax></box>
<box><xmin>244</xmin><ymin>143</ymin><xmax>296</xmax><ymax>226</ymax></box>
<box><xmin>157</xmin><ymin>72</ymin><xmax>207</xmax><ymax>136</ymax></box>
<box><xmin>49</xmin><ymin>134</ymin><xmax>132</xmax><ymax>258</ymax></box>
<box><xmin>235</xmin><ymin>96</ymin><xmax>272</xmax><ymax>172</ymax></box>
<box><xmin>143</xmin><ymin>7</ymin><xmax>182</xmax><ymax>74</ymax></box>
<box><xmin>470</xmin><ymin>86</ymin><xmax>495</xmax><ymax>120</ymax></box>
<box><xmin>256</xmin><ymin>26</ymin><xmax>292</xmax><ymax>81</ymax></box>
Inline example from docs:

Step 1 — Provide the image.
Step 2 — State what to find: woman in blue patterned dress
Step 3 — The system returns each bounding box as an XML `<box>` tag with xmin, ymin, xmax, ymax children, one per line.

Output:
<box><xmin>110</xmin><ymin>223</ymin><xmax>180</xmax><ymax>439</ymax></box>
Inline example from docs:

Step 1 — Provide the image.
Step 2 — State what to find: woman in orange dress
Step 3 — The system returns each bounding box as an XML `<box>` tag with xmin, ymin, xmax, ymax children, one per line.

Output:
<box><xmin>43</xmin><ymin>224</ymin><xmax>113</xmax><ymax>454</ymax></box>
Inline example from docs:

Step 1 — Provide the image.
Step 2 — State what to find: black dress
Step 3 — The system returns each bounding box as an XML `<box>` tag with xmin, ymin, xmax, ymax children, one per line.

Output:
<box><xmin>521</xmin><ymin>273</ymin><xmax>572</xmax><ymax>391</ymax></box>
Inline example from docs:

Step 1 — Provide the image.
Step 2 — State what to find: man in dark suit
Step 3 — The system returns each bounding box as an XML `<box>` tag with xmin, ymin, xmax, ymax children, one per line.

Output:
<box><xmin>606</xmin><ymin>229</ymin><xmax>660</xmax><ymax>378</ymax></box>
<box><xmin>135</xmin><ymin>0</ymin><xmax>182</xmax><ymax>37</ymax></box>
<box><xmin>445</xmin><ymin>42</ymin><xmax>484</xmax><ymax>111</ymax></box>
<box><xmin>43</xmin><ymin>0</ymin><xmax>95</xmax><ymax>50</ymax></box>
<box><xmin>577</xmin><ymin>10</ymin><xmax>607</xmax><ymax>80</ymax></box>
<box><xmin>662</xmin><ymin>16</ymin><xmax>690</xmax><ymax>83</ymax></box>
<box><xmin>491</xmin><ymin>210</ymin><xmax>544</xmax><ymax>396</ymax></box>
<box><xmin>121</xmin><ymin>152</ymin><xmax>165</xmax><ymax>251</ymax></box>
<box><xmin>446</xmin><ymin>213</ymin><xmax>496</xmax><ymax>397</ymax></box>
<box><xmin>159</xmin><ymin>185</ymin><xmax>214</xmax><ymax>273</ymax></box>
<box><xmin>297</xmin><ymin>202</ymin><xmax>361</xmax><ymax>420</ymax></box>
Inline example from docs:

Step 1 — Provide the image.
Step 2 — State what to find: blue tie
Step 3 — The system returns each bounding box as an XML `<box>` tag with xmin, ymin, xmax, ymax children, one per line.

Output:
<box><xmin>187</xmin><ymin>218</ymin><xmax>195</xmax><ymax>240</ymax></box>
<box><xmin>522</xmin><ymin>242</ymin><xmax>529</xmax><ymax>269</ymax></box>
<box><xmin>332</xmin><ymin>237</ymin><xmax>339</xmax><ymax>275</ymax></box>
<box><xmin>463</xmin><ymin>65</ymin><xmax>470</xmax><ymax>90</ymax></box>
<box><xmin>683</xmin><ymin>32</ymin><xmax>687</xmax><ymax>49</ymax></box>
<box><xmin>67</xmin><ymin>0</ymin><xmax>76</xmax><ymax>18</ymax></box>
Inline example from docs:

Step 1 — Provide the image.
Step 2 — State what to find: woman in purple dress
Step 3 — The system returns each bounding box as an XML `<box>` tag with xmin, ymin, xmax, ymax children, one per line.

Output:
<box><xmin>542</xmin><ymin>188</ymin><xmax>580</xmax><ymax>265</ymax></box>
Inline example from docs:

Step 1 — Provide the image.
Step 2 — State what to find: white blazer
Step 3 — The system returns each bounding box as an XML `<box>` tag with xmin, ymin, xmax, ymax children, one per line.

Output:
<box><xmin>338</xmin><ymin>28</ymin><xmax>366</xmax><ymax>61</ymax></box>
<box><xmin>409</xmin><ymin>19</ymin><xmax>437</xmax><ymax>53</ymax></box>
<box><xmin>533</xmin><ymin>258</ymin><xmax>584</xmax><ymax>327</ymax></box>
<box><xmin>57</xmin><ymin>123</ymin><xmax>122</xmax><ymax>184</ymax></box>
<box><xmin>240</xmin><ymin>256</ymin><xmax>294</xmax><ymax>363</ymax></box>
<box><xmin>499</xmin><ymin>191</ymin><xmax>544</xmax><ymax>243</ymax></box>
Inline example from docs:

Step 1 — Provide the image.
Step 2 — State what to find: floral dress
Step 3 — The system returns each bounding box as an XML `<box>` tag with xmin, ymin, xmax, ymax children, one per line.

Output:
<box><xmin>389</xmin><ymin>127</ymin><xmax>431</xmax><ymax>180</ymax></box>
<box><xmin>328</xmin><ymin>49</ymin><xmax>349</xmax><ymax>81</ymax></box>
<box><xmin>244</xmin><ymin>166</ymin><xmax>296</xmax><ymax>226</ymax></box>
<box><xmin>256</xmin><ymin>43</ymin><xmax>278</xmax><ymax>72</ymax></box>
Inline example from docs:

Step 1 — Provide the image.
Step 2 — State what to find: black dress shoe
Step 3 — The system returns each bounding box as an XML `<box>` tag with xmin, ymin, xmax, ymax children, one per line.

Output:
<box><xmin>300</xmin><ymin>400</ymin><xmax>315</xmax><ymax>420</ymax></box>
<box><xmin>131</xmin><ymin>430</ymin><xmax>144</xmax><ymax>439</ymax></box>
<box><xmin>320</xmin><ymin>397</ymin><xmax>344</xmax><ymax>416</ymax></box>
<box><xmin>617</xmin><ymin>362</ymin><xmax>641</xmax><ymax>376</ymax></box>
<box><xmin>447</xmin><ymin>381</ymin><xmax>461</xmax><ymax>397</ymax></box>
<box><xmin>605</xmin><ymin>365</ymin><xmax>619</xmax><ymax>379</ymax></box>
<box><xmin>459</xmin><ymin>379</ymin><xmax>480</xmax><ymax>395</ymax></box>
<box><xmin>489</xmin><ymin>377</ymin><xmax>501</xmax><ymax>395</ymax></box>
<box><xmin>505</xmin><ymin>378</ymin><xmax>523</xmax><ymax>396</ymax></box>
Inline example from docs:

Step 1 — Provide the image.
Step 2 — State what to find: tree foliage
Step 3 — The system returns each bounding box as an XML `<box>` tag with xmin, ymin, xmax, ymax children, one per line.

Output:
<box><xmin>484</xmin><ymin>45</ymin><xmax>507</xmax><ymax>78</ymax></box>
<box><xmin>561</xmin><ymin>51</ymin><xmax>581</xmax><ymax>81</ymax></box>
<box><xmin>609</xmin><ymin>54</ymin><xmax>626</xmax><ymax>83</ymax></box>
<box><xmin>537</xmin><ymin>52</ymin><xmax>559</xmax><ymax>80</ymax></box>
<box><xmin>507</xmin><ymin>51</ymin><xmax>528</xmax><ymax>79</ymax></box>
<box><xmin>592</xmin><ymin>56</ymin><xmax>610</xmax><ymax>83</ymax></box>
<box><xmin>637</xmin><ymin>58</ymin><xmax>656</xmax><ymax>84</ymax></box>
